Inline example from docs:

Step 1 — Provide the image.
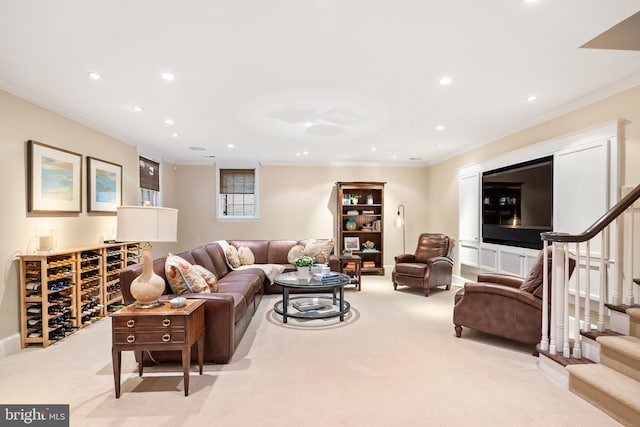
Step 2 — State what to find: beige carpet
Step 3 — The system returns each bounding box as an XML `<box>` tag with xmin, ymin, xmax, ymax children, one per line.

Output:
<box><xmin>0</xmin><ymin>275</ymin><xmax>621</xmax><ymax>426</ymax></box>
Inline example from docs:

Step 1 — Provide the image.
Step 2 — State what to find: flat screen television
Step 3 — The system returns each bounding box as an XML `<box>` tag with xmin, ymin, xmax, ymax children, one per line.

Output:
<box><xmin>482</xmin><ymin>156</ymin><xmax>553</xmax><ymax>250</ymax></box>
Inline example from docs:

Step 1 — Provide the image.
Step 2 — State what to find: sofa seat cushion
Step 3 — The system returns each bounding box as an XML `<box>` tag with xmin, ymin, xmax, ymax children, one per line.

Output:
<box><xmin>224</xmin><ymin>270</ymin><xmax>264</xmax><ymax>295</ymax></box>
<box><xmin>218</xmin><ymin>280</ymin><xmax>256</xmax><ymax>307</ymax></box>
<box><xmin>395</xmin><ymin>262</ymin><xmax>428</xmax><ymax>278</ymax></box>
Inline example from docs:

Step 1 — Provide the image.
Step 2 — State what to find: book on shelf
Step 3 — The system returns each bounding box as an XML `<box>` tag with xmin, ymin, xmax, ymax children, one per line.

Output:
<box><xmin>362</xmin><ymin>261</ymin><xmax>376</xmax><ymax>268</ymax></box>
<box><xmin>362</xmin><ymin>210</ymin><xmax>375</xmax><ymax>215</ymax></box>
<box><xmin>346</xmin><ymin>210</ymin><xmax>359</xmax><ymax>215</ymax></box>
<box><xmin>345</xmin><ymin>262</ymin><xmax>356</xmax><ymax>269</ymax></box>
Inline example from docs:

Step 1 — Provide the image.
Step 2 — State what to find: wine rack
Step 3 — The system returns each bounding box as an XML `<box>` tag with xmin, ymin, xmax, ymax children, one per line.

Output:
<box><xmin>18</xmin><ymin>242</ymin><xmax>139</xmax><ymax>348</ymax></box>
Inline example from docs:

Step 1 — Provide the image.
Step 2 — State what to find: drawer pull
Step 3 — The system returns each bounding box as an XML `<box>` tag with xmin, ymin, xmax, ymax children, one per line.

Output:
<box><xmin>126</xmin><ymin>320</ymin><xmax>135</xmax><ymax>328</ymax></box>
<box><xmin>126</xmin><ymin>335</ymin><xmax>135</xmax><ymax>343</ymax></box>
<box><xmin>162</xmin><ymin>319</ymin><xmax>171</xmax><ymax>327</ymax></box>
<box><xmin>162</xmin><ymin>334</ymin><xmax>171</xmax><ymax>342</ymax></box>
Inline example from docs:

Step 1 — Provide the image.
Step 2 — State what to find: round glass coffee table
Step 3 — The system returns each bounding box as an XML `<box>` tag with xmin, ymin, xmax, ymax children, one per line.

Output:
<box><xmin>273</xmin><ymin>272</ymin><xmax>351</xmax><ymax>323</ymax></box>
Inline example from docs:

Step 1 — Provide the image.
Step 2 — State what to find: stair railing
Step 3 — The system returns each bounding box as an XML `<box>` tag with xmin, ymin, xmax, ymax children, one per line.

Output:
<box><xmin>539</xmin><ymin>184</ymin><xmax>640</xmax><ymax>358</ymax></box>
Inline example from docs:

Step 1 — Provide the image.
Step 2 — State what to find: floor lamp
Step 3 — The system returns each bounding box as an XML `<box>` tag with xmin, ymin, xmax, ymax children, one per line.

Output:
<box><xmin>395</xmin><ymin>204</ymin><xmax>405</xmax><ymax>254</ymax></box>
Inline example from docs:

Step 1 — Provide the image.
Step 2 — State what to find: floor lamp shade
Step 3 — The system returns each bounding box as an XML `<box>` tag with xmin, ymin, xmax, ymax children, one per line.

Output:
<box><xmin>116</xmin><ymin>206</ymin><xmax>178</xmax><ymax>308</ymax></box>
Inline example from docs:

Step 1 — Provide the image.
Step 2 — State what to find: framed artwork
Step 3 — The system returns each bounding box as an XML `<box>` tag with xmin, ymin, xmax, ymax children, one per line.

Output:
<box><xmin>87</xmin><ymin>156</ymin><xmax>122</xmax><ymax>213</ymax></box>
<box><xmin>27</xmin><ymin>140</ymin><xmax>82</xmax><ymax>213</ymax></box>
<box><xmin>344</xmin><ymin>237</ymin><xmax>360</xmax><ymax>251</ymax></box>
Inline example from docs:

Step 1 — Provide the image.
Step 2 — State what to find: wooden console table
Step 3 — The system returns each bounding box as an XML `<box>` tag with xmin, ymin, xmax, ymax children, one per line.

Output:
<box><xmin>111</xmin><ymin>299</ymin><xmax>205</xmax><ymax>398</ymax></box>
<box><xmin>336</xmin><ymin>255</ymin><xmax>362</xmax><ymax>291</ymax></box>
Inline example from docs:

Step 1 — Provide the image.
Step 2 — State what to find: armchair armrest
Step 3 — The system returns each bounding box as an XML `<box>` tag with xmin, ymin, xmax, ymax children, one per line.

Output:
<box><xmin>429</xmin><ymin>256</ymin><xmax>453</xmax><ymax>267</ymax></box>
<box><xmin>476</xmin><ymin>273</ymin><xmax>524</xmax><ymax>289</ymax></box>
<box><xmin>395</xmin><ymin>254</ymin><xmax>416</xmax><ymax>263</ymax></box>
<box><xmin>463</xmin><ymin>282</ymin><xmax>542</xmax><ymax>310</ymax></box>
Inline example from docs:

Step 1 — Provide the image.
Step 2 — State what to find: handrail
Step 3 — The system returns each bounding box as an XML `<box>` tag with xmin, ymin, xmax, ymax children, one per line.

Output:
<box><xmin>542</xmin><ymin>184</ymin><xmax>640</xmax><ymax>243</ymax></box>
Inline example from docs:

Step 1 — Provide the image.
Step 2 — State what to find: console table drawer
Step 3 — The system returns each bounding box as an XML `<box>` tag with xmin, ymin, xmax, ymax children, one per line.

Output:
<box><xmin>113</xmin><ymin>315</ymin><xmax>186</xmax><ymax>329</ymax></box>
<box><xmin>114</xmin><ymin>330</ymin><xmax>186</xmax><ymax>345</ymax></box>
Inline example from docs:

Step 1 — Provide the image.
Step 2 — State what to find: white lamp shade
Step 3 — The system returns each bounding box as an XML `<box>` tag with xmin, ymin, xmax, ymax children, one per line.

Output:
<box><xmin>116</xmin><ymin>206</ymin><xmax>178</xmax><ymax>242</ymax></box>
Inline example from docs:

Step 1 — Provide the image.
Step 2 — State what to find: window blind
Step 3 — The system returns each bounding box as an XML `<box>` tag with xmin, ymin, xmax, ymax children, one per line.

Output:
<box><xmin>139</xmin><ymin>157</ymin><xmax>160</xmax><ymax>191</ymax></box>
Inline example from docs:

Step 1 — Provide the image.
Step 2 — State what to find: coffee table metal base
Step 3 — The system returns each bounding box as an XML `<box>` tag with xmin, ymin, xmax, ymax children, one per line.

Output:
<box><xmin>274</xmin><ymin>290</ymin><xmax>350</xmax><ymax>323</ymax></box>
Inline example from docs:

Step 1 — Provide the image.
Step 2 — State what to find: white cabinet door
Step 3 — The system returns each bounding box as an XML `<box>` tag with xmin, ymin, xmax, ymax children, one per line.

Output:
<box><xmin>458</xmin><ymin>173</ymin><xmax>480</xmax><ymax>242</ymax></box>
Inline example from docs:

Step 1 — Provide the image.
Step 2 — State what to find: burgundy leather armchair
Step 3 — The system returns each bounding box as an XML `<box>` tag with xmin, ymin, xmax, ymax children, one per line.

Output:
<box><xmin>392</xmin><ymin>233</ymin><xmax>454</xmax><ymax>297</ymax></box>
<box><xmin>453</xmin><ymin>247</ymin><xmax>576</xmax><ymax>347</ymax></box>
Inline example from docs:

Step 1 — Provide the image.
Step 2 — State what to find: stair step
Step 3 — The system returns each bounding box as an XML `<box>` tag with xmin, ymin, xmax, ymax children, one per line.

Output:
<box><xmin>597</xmin><ymin>335</ymin><xmax>640</xmax><ymax>382</ymax></box>
<box><xmin>537</xmin><ymin>344</ymin><xmax>595</xmax><ymax>367</ymax></box>
<box><xmin>605</xmin><ymin>302</ymin><xmax>640</xmax><ymax>314</ymax></box>
<box><xmin>580</xmin><ymin>328</ymin><xmax>622</xmax><ymax>341</ymax></box>
<box><xmin>567</xmin><ymin>364</ymin><xmax>640</xmax><ymax>426</ymax></box>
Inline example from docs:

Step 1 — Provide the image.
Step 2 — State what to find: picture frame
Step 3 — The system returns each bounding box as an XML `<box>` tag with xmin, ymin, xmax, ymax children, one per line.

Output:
<box><xmin>27</xmin><ymin>140</ymin><xmax>82</xmax><ymax>213</ymax></box>
<box><xmin>344</xmin><ymin>237</ymin><xmax>360</xmax><ymax>251</ymax></box>
<box><xmin>87</xmin><ymin>156</ymin><xmax>122</xmax><ymax>213</ymax></box>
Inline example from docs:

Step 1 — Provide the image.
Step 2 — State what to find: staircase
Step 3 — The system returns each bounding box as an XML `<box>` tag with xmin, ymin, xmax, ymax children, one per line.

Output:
<box><xmin>567</xmin><ymin>308</ymin><xmax>640</xmax><ymax>426</ymax></box>
<box><xmin>538</xmin><ymin>184</ymin><xmax>640</xmax><ymax>426</ymax></box>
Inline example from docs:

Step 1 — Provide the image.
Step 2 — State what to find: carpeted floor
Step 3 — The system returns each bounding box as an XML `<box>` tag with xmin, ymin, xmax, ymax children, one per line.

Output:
<box><xmin>0</xmin><ymin>274</ymin><xmax>621</xmax><ymax>426</ymax></box>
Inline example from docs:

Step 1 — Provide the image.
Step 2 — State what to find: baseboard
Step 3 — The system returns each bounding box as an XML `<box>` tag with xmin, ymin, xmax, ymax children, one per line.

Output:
<box><xmin>538</xmin><ymin>352</ymin><xmax>569</xmax><ymax>388</ymax></box>
<box><xmin>0</xmin><ymin>333</ymin><xmax>21</xmax><ymax>359</ymax></box>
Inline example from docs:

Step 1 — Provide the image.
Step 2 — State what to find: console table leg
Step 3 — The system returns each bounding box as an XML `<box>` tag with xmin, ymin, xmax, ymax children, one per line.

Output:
<box><xmin>197</xmin><ymin>335</ymin><xmax>204</xmax><ymax>375</ymax></box>
<box><xmin>182</xmin><ymin>347</ymin><xmax>191</xmax><ymax>396</ymax></box>
<box><xmin>112</xmin><ymin>348</ymin><xmax>121</xmax><ymax>398</ymax></box>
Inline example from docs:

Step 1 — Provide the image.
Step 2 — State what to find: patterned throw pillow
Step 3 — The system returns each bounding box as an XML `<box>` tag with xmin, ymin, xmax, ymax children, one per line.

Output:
<box><xmin>226</xmin><ymin>245</ymin><xmax>241</xmax><ymax>268</ymax></box>
<box><xmin>191</xmin><ymin>264</ymin><xmax>218</xmax><ymax>292</ymax></box>
<box><xmin>238</xmin><ymin>246</ymin><xmax>255</xmax><ymax>265</ymax></box>
<box><xmin>287</xmin><ymin>245</ymin><xmax>305</xmax><ymax>264</ymax></box>
<box><xmin>304</xmin><ymin>238</ymin><xmax>334</xmax><ymax>263</ymax></box>
<box><xmin>165</xmin><ymin>254</ymin><xmax>211</xmax><ymax>295</ymax></box>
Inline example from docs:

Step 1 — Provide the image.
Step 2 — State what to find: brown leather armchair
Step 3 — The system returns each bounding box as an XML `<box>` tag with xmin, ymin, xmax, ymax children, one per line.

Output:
<box><xmin>453</xmin><ymin>248</ymin><xmax>576</xmax><ymax>346</ymax></box>
<box><xmin>392</xmin><ymin>233</ymin><xmax>454</xmax><ymax>297</ymax></box>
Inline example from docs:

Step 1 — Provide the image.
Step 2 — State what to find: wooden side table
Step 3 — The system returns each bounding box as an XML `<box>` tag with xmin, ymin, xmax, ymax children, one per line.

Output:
<box><xmin>337</xmin><ymin>255</ymin><xmax>362</xmax><ymax>291</ymax></box>
<box><xmin>111</xmin><ymin>299</ymin><xmax>205</xmax><ymax>398</ymax></box>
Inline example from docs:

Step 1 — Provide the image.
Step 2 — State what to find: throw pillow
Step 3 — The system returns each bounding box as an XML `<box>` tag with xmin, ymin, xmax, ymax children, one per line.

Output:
<box><xmin>238</xmin><ymin>246</ymin><xmax>255</xmax><ymax>265</ymax></box>
<box><xmin>226</xmin><ymin>245</ymin><xmax>241</xmax><ymax>268</ymax></box>
<box><xmin>191</xmin><ymin>264</ymin><xmax>218</xmax><ymax>292</ymax></box>
<box><xmin>304</xmin><ymin>238</ymin><xmax>334</xmax><ymax>263</ymax></box>
<box><xmin>165</xmin><ymin>254</ymin><xmax>211</xmax><ymax>295</ymax></box>
<box><xmin>287</xmin><ymin>245</ymin><xmax>305</xmax><ymax>264</ymax></box>
<box><xmin>520</xmin><ymin>247</ymin><xmax>552</xmax><ymax>295</ymax></box>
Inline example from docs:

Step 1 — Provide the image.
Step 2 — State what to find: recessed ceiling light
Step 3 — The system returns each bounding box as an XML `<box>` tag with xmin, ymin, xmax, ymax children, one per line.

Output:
<box><xmin>371</xmin><ymin>147</ymin><xmax>377</xmax><ymax>151</ymax></box>
<box><xmin>227</xmin><ymin>144</ymin><xmax>235</xmax><ymax>148</ymax></box>
<box><xmin>189</xmin><ymin>146</ymin><xmax>206</xmax><ymax>151</ymax></box>
<box><xmin>303</xmin><ymin>151</ymin><xmax>309</xmax><ymax>155</ymax></box>
<box><xmin>203</xmin><ymin>155</ymin><xmax>216</xmax><ymax>158</ymax></box>
<box><xmin>409</xmin><ymin>157</ymin><xmax>423</xmax><ymax>161</ymax></box>
<box><xmin>161</xmin><ymin>72</ymin><xmax>175</xmax><ymax>81</ymax></box>
<box><xmin>165</xmin><ymin>119</ymin><xmax>174</xmax><ymax>125</ymax></box>
<box><xmin>527</xmin><ymin>95</ymin><xmax>537</xmax><ymax>102</ymax></box>
<box><xmin>88</xmin><ymin>72</ymin><xmax>102</xmax><ymax>80</ymax></box>
<box><xmin>303</xmin><ymin>121</ymin><xmax>313</xmax><ymax>127</ymax></box>
<box><xmin>391</xmin><ymin>154</ymin><xmax>397</xmax><ymax>159</ymax></box>
<box><xmin>436</xmin><ymin>125</ymin><xmax>445</xmax><ymax>131</ymax></box>
<box><xmin>296</xmin><ymin>152</ymin><xmax>301</xmax><ymax>156</ymax></box>
<box><xmin>437</xmin><ymin>144</ymin><xmax>443</xmax><ymax>149</ymax></box>
<box><xmin>172</xmin><ymin>132</ymin><xmax>180</xmax><ymax>138</ymax></box>
<box><xmin>132</xmin><ymin>106</ymin><xmax>143</xmax><ymax>112</ymax></box>
<box><xmin>439</xmin><ymin>76</ymin><xmax>452</xmax><ymax>85</ymax></box>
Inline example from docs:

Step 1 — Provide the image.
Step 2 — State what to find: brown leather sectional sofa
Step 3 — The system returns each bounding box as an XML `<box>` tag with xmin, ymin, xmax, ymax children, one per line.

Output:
<box><xmin>120</xmin><ymin>239</ymin><xmax>329</xmax><ymax>364</ymax></box>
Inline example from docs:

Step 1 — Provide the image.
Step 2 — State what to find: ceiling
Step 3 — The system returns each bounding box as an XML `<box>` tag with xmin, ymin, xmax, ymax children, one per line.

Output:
<box><xmin>1</xmin><ymin>1</ymin><xmax>639</xmax><ymax>166</ymax></box>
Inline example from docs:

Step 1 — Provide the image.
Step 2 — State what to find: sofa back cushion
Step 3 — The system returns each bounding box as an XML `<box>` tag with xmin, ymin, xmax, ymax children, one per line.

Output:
<box><xmin>191</xmin><ymin>247</ymin><xmax>218</xmax><ymax>275</ymax></box>
<box><xmin>205</xmin><ymin>243</ymin><xmax>230</xmax><ymax>278</ymax></box>
<box><xmin>268</xmin><ymin>240</ymin><xmax>300</xmax><ymax>264</ymax></box>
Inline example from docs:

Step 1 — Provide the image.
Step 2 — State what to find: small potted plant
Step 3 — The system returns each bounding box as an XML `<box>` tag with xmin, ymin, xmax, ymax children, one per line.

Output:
<box><xmin>350</xmin><ymin>194</ymin><xmax>361</xmax><ymax>205</ymax></box>
<box><xmin>294</xmin><ymin>255</ymin><xmax>315</xmax><ymax>279</ymax></box>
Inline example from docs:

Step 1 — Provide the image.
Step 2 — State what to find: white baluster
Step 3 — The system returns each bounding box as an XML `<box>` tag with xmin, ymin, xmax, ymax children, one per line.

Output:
<box><xmin>598</xmin><ymin>229</ymin><xmax>607</xmax><ymax>332</ymax></box>
<box><xmin>540</xmin><ymin>240</ymin><xmax>549</xmax><ymax>351</ymax></box>
<box><xmin>624</xmin><ymin>208</ymin><xmax>634</xmax><ymax>306</ymax></box>
<box><xmin>563</xmin><ymin>243</ymin><xmax>571</xmax><ymax>358</ymax></box>
<box><xmin>549</xmin><ymin>243</ymin><xmax>557</xmax><ymax>355</ymax></box>
<box><xmin>584</xmin><ymin>240</ymin><xmax>591</xmax><ymax>332</ymax></box>
<box><xmin>573</xmin><ymin>242</ymin><xmax>581</xmax><ymax>358</ymax></box>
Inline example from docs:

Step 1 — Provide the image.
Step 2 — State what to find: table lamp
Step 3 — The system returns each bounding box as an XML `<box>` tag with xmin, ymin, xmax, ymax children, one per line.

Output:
<box><xmin>116</xmin><ymin>204</ymin><xmax>178</xmax><ymax>308</ymax></box>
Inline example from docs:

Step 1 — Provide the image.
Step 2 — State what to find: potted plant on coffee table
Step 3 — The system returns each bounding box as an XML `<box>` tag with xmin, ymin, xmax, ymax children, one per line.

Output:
<box><xmin>294</xmin><ymin>255</ymin><xmax>314</xmax><ymax>279</ymax></box>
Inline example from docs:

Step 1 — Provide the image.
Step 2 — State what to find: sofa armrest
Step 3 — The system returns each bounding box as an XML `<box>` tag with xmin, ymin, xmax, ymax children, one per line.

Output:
<box><xmin>476</xmin><ymin>273</ymin><xmax>524</xmax><ymax>289</ymax></box>
<box><xmin>328</xmin><ymin>255</ymin><xmax>341</xmax><ymax>272</ymax></box>
<box><xmin>395</xmin><ymin>254</ymin><xmax>416</xmax><ymax>263</ymax></box>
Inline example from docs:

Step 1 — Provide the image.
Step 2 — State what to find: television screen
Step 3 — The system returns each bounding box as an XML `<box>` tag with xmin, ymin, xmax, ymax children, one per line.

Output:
<box><xmin>482</xmin><ymin>156</ymin><xmax>553</xmax><ymax>250</ymax></box>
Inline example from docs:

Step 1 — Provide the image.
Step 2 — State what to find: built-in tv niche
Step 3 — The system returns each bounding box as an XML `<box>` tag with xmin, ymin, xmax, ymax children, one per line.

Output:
<box><xmin>482</xmin><ymin>155</ymin><xmax>553</xmax><ymax>250</ymax></box>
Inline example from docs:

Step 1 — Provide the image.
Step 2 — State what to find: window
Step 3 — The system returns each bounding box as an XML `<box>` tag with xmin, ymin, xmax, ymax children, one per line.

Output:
<box><xmin>139</xmin><ymin>156</ymin><xmax>160</xmax><ymax>206</ymax></box>
<box><xmin>217</xmin><ymin>166</ymin><xmax>259</xmax><ymax>220</ymax></box>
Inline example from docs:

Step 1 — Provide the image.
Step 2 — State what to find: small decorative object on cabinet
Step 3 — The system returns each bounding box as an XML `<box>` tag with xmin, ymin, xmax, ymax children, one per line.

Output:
<box><xmin>336</xmin><ymin>181</ymin><xmax>385</xmax><ymax>275</ymax></box>
<box><xmin>18</xmin><ymin>242</ymin><xmax>139</xmax><ymax>348</ymax></box>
